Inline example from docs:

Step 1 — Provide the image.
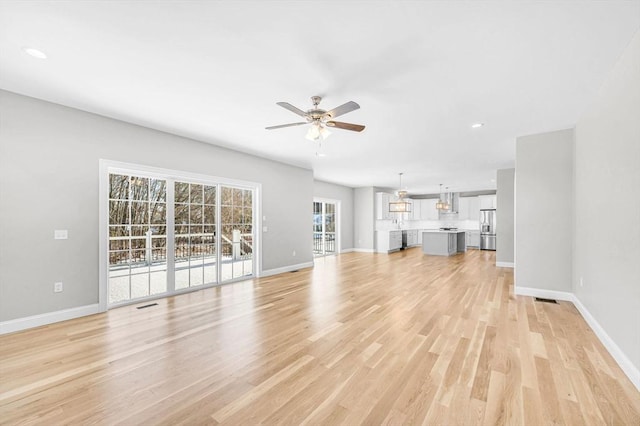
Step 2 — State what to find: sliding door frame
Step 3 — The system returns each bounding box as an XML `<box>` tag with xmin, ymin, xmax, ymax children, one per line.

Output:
<box><xmin>99</xmin><ymin>160</ymin><xmax>262</xmax><ymax>311</ymax></box>
<box><xmin>312</xmin><ymin>197</ymin><xmax>341</xmax><ymax>256</ymax></box>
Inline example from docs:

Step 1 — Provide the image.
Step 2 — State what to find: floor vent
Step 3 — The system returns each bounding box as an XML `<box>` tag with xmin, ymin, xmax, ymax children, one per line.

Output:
<box><xmin>534</xmin><ymin>297</ymin><xmax>558</xmax><ymax>304</ymax></box>
<box><xmin>136</xmin><ymin>303</ymin><xmax>159</xmax><ymax>309</ymax></box>
<box><xmin>290</xmin><ymin>270</ymin><xmax>299</xmax><ymax>273</ymax></box>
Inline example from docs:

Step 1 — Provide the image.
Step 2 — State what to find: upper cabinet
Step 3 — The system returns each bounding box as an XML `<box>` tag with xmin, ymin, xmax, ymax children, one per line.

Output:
<box><xmin>375</xmin><ymin>192</ymin><xmax>392</xmax><ymax>220</ymax></box>
<box><xmin>478</xmin><ymin>194</ymin><xmax>496</xmax><ymax>209</ymax></box>
<box><xmin>459</xmin><ymin>196</ymin><xmax>480</xmax><ymax>220</ymax></box>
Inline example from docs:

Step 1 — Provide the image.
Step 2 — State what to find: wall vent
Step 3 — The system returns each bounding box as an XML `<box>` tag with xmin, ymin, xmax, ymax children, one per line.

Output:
<box><xmin>534</xmin><ymin>297</ymin><xmax>558</xmax><ymax>304</ymax></box>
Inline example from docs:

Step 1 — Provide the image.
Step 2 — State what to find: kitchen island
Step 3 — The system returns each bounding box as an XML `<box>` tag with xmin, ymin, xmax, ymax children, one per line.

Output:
<box><xmin>422</xmin><ymin>230</ymin><xmax>467</xmax><ymax>256</ymax></box>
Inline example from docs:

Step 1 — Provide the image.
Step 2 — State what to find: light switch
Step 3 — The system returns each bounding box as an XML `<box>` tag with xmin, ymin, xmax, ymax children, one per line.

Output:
<box><xmin>263</xmin><ymin>216</ymin><xmax>267</xmax><ymax>221</ymax></box>
<box><xmin>54</xmin><ymin>230</ymin><xmax>68</xmax><ymax>240</ymax></box>
<box><xmin>263</xmin><ymin>226</ymin><xmax>268</xmax><ymax>232</ymax></box>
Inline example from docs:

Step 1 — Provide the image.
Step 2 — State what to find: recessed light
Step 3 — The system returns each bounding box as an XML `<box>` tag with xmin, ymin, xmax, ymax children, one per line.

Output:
<box><xmin>316</xmin><ymin>153</ymin><xmax>326</xmax><ymax>157</ymax></box>
<box><xmin>471</xmin><ymin>123</ymin><xmax>484</xmax><ymax>128</ymax></box>
<box><xmin>23</xmin><ymin>47</ymin><xmax>47</xmax><ymax>59</ymax></box>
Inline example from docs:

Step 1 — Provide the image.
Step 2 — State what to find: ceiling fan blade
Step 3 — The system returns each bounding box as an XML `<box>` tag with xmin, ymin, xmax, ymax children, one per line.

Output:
<box><xmin>265</xmin><ymin>122</ymin><xmax>308</xmax><ymax>130</ymax></box>
<box><xmin>276</xmin><ymin>102</ymin><xmax>308</xmax><ymax>117</ymax></box>
<box><xmin>325</xmin><ymin>101</ymin><xmax>360</xmax><ymax>119</ymax></box>
<box><xmin>326</xmin><ymin>121</ymin><xmax>365</xmax><ymax>132</ymax></box>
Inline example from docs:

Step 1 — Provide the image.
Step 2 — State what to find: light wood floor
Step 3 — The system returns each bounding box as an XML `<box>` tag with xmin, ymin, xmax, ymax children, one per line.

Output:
<box><xmin>1</xmin><ymin>249</ymin><xmax>639</xmax><ymax>425</ymax></box>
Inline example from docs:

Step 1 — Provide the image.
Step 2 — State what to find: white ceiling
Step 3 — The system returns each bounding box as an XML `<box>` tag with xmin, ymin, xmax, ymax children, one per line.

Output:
<box><xmin>1</xmin><ymin>1</ymin><xmax>639</xmax><ymax>194</ymax></box>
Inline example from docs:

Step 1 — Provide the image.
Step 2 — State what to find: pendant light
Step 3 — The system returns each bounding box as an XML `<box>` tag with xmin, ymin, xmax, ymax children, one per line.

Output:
<box><xmin>436</xmin><ymin>184</ymin><xmax>449</xmax><ymax>210</ymax></box>
<box><xmin>389</xmin><ymin>173</ymin><xmax>411</xmax><ymax>213</ymax></box>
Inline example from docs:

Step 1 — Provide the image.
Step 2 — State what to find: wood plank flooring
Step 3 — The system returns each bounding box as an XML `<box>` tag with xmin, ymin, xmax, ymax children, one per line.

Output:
<box><xmin>1</xmin><ymin>249</ymin><xmax>639</xmax><ymax>425</ymax></box>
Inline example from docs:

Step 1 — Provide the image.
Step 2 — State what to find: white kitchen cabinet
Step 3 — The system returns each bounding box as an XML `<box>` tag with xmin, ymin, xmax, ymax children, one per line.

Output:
<box><xmin>479</xmin><ymin>195</ymin><xmax>496</xmax><ymax>209</ymax></box>
<box><xmin>375</xmin><ymin>192</ymin><xmax>392</xmax><ymax>220</ymax></box>
<box><xmin>410</xmin><ymin>198</ymin><xmax>421</xmax><ymax>220</ymax></box>
<box><xmin>376</xmin><ymin>230</ymin><xmax>402</xmax><ymax>253</ymax></box>
<box><xmin>406</xmin><ymin>229</ymin><xmax>418</xmax><ymax>246</ymax></box>
<box><xmin>466</xmin><ymin>230</ymin><xmax>480</xmax><ymax>248</ymax></box>
<box><xmin>459</xmin><ymin>196</ymin><xmax>480</xmax><ymax>220</ymax></box>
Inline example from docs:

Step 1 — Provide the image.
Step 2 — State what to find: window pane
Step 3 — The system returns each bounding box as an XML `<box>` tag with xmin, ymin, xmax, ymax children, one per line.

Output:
<box><xmin>175</xmin><ymin>182</ymin><xmax>190</xmax><ymax>203</ymax></box>
<box><xmin>204</xmin><ymin>185</ymin><xmax>216</xmax><ymax>205</ymax></box>
<box><xmin>131</xmin><ymin>177</ymin><xmax>149</xmax><ymax>200</ymax></box>
<box><xmin>131</xmin><ymin>202</ymin><xmax>148</xmax><ymax>224</ymax></box>
<box><xmin>243</xmin><ymin>207</ymin><xmax>252</xmax><ymax>224</ymax></box>
<box><xmin>243</xmin><ymin>189</ymin><xmax>252</xmax><ymax>206</ymax></box>
<box><xmin>151</xmin><ymin>225</ymin><xmax>166</xmax><ymax>236</ymax></box>
<box><xmin>221</xmin><ymin>187</ymin><xmax>233</xmax><ymax>205</ymax></box>
<box><xmin>150</xmin><ymin>203</ymin><xmax>166</xmax><ymax>224</ymax></box>
<box><xmin>203</xmin><ymin>205</ymin><xmax>215</xmax><ymax>224</ymax></box>
<box><xmin>131</xmin><ymin>225</ymin><xmax>149</xmax><ymax>237</ymax></box>
<box><xmin>109</xmin><ymin>239</ymin><xmax>129</xmax><ymax>251</ymax></box>
<box><xmin>233</xmin><ymin>188</ymin><xmax>243</xmax><ymax>205</ymax></box>
<box><xmin>150</xmin><ymin>179</ymin><xmax>166</xmax><ymax>202</ymax></box>
<box><xmin>175</xmin><ymin>225</ymin><xmax>188</xmax><ymax>235</ymax></box>
<box><xmin>109</xmin><ymin>226</ymin><xmax>129</xmax><ymax>238</ymax></box>
<box><xmin>131</xmin><ymin>273</ymin><xmax>150</xmax><ymax>299</ymax></box>
<box><xmin>109</xmin><ymin>174</ymin><xmax>129</xmax><ymax>200</ymax></box>
<box><xmin>175</xmin><ymin>204</ymin><xmax>189</xmax><ymax>225</ymax></box>
<box><xmin>109</xmin><ymin>201</ymin><xmax>129</xmax><ymax>224</ymax></box>
<box><xmin>190</xmin><ymin>184</ymin><xmax>203</xmax><ymax>203</ymax></box>
<box><xmin>190</xmin><ymin>204</ymin><xmax>203</xmax><ymax>224</ymax></box>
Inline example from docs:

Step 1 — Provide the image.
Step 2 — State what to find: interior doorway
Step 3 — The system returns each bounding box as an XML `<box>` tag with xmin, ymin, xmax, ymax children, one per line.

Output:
<box><xmin>313</xmin><ymin>199</ymin><xmax>339</xmax><ymax>257</ymax></box>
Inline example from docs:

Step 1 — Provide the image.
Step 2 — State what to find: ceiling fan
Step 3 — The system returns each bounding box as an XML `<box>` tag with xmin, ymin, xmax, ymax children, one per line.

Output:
<box><xmin>266</xmin><ymin>96</ymin><xmax>365</xmax><ymax>140</ymax></box>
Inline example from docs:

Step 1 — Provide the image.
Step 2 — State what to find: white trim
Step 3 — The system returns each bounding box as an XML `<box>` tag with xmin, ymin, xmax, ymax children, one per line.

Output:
<box><xmin>496</xmin><ymin>261</ymin><xmax>515</xmax><ymax>268</ymax></box>
<box><xmin>514</xmin><ymin>285</ymin><xmax>640</xmax><ymax>392</ymax></box>
<box><xmin>350</xmin><ymin>248</ymin><xmax>376</xmax><ymax>253</ymax></box>
<box><xmin>571</xmin><ymin>295</ymin><xmax>640</xmax><ymax>391</ymax></box>
<box><xmin>261</xmin><ymin>261</ymin><xmax>314</xmax><ymax>277</ymax></box>
<box><xmin>340</xmin><ymin>248</ymin><xmax>356</xmax><ymax>253</ymax></box>
<box><xmin>0</xmin><ymin>304</ymin><xmax>101</xmax><ymax>335</ymax></box>
<box><xmin>313</xmin><ymin>197</ymin><xmax>341</xmax><ymax>255</ymax></box>
<box><xmin>513</xmin><ymin>286</ymin><xmax>573</xmax><ymax>301</ymax></box>
<box><xmin>99</xmin><ymin>159</ymin><xmax>262</xmax><ymax>303</ymax></box>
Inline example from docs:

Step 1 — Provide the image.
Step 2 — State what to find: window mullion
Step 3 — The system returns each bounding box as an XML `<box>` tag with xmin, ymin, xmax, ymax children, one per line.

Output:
<box><xmin>166</xmin><ymin>178</ymin><xmax>176</xmax><ymax>293</ymax></box>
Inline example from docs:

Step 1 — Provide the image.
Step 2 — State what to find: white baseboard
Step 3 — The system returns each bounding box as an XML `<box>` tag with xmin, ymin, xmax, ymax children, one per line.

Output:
<box><xmin>0</xmin><ymin>303</ymin><xmax>102</xmax><ymax>335</ymax></box>
<box><xmin>496</xmin><ymin>261</ymin><xmax>515</xmax><ymax>268</ymax></box>
<box><xmin>570</xmin><ymin>295</ymin><xmax>640</xmax><ymax>391</ymax></box>
<box><xmin>349</xmin><ymin>248</ymin><xmax>376</xmax><ymax>253</ymax></box>
<box><xmin>513</xmin><ymin>286</ymin><xmax>574</xmax><ymax>302</ymax></box>
<box><xmin>260</xmin><ymin>261</ymin><xmax>314</xmax><ymax>277</ymax></box>
<box><xmin>340</xmin><ymin>248</ymin><xmax>355</xmax><ymax>253</ymax></box>
<box><xmin>514</xmin><ymin>285</ymin><xmax>640</xmax><ymax>392</ymax></box>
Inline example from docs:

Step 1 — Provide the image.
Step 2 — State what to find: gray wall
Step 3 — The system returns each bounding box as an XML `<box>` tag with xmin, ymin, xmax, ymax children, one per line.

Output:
<box><xmin>0</xmin><ymin>90</ymin><xmax>314</xmax><ymax>321</ymax></box>
<box><xmin>313</xmin><ymin>180</ymin><xmax>354</xmax><ymax>251</ymax></box>
<box><xmin>515</xmin><ymin>129</ymin><xmax>574</xmax><ymax>292</ymax></box>
<box><xmin>574</xmin><ymin>31</ymin><xmax>640</xmax><ymax>374</ymax></box>
<box><xmin>354</xmin><ymin>187</ymin><xmax>375</xmax><ymax>250</ymax></box>
<box><xmin>496</xmin><ymin>168</ymin><xmax>515</xmax><ymax>265</ymax></box>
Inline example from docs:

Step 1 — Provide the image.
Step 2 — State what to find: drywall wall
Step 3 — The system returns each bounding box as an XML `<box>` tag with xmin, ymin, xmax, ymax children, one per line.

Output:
<box><xmin>354</xmin><ymin>187</ymin><xmax>375</xmax><ymax>251</ymax></box>
<box><xmin>574</xmin><ymin>30</ymin><xmax>640</xmax><ymax>377</ymax></box>
<box><xmin>496</xmin><ymin>168</ymin><xmax>515</xmax><ymax>265</ymax></box>
<box><xmin>313</xmin><ymin>180</ymin><xmax>354</xmax><ymax>251</ymax></box>
<box><xmin>515</xmin><ymin>129</ymin><xmax>573</xmax><ymax>292</ymax></box>
<box><xmin>0</xmin><ymin>90</ymin><xmax>314</xmax><ymax>322</ymax></box>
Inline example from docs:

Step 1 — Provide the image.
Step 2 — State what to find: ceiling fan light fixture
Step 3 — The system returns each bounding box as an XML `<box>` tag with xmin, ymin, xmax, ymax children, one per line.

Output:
<box><xmin>23</xmin><ymin>47</ymin><xmax>47</xmax><ymax>59</ymax></box>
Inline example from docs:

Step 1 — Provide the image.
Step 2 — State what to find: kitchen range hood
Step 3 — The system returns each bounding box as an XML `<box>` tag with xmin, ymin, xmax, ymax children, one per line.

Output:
<box><xmin>440</xmin><ymin>192</ymin><xmax>460</xmax><ymax>214</ymax></box>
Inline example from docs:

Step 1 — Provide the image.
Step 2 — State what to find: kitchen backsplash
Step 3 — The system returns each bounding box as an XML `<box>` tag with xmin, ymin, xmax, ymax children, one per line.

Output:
<box><xmin>376</xmin><ymin>218</ymin><xmax>480</xmax><ymax>231</ymax></box>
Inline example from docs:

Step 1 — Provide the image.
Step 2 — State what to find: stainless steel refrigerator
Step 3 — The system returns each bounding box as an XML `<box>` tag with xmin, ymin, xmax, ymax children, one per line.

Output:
<box><xmin>480</xmin><ymin>209</ymin><xmax>496</xmax><ymax>250</ymax></box>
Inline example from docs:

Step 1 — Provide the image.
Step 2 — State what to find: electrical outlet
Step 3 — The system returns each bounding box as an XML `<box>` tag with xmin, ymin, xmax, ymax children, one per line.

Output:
<box><xmin>580</xmin><ymin>277</ymin><xmax>584</xmax><ymax>288</ymax></box>
<box><xmin>54</xmin><ymin>282</ymin><xmax>63</xmax><ymax>293</ymax></box>
<box><xmin>292</xmin><ymin>250</ymin><xmax>296</xmax><ymax>257</ymax></box>
<box><xmin>263</xmin><ymin>226</ymin><xmax>268</xmax><ymax>232</ymax></box>
<box><xmin>54</xmin><ymin>230</ymin><xmax>68</xmax><ymax>240</ymax></box>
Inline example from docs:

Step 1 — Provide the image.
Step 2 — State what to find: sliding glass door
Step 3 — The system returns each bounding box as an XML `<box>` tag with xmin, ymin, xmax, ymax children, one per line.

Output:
<box><xmin>107</xmin><ymin>169</ymin><xmax>255</xmax><ymax>306</ymax></box>
<box><xmin>313</xmin><ymin>200</ymin><xmax>337</xmax><ymax>257</ymax></box>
